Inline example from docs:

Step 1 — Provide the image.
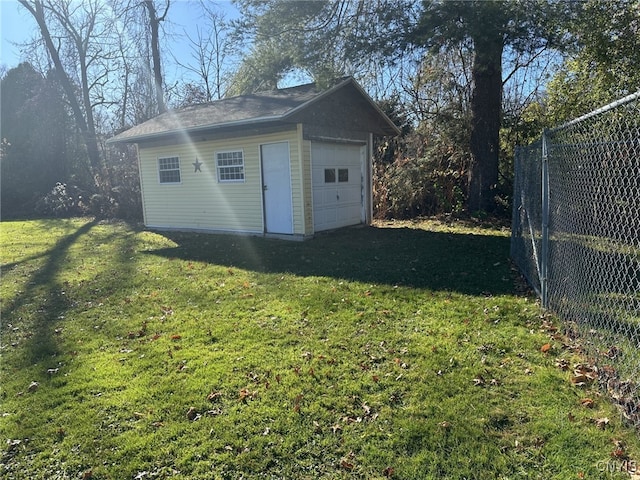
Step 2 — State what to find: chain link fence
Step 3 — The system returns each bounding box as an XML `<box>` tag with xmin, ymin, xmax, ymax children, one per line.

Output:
<box><xmin>511</xmin><ymin>91</ymin><xmax>640</xmax><ymax>429</ymax></box>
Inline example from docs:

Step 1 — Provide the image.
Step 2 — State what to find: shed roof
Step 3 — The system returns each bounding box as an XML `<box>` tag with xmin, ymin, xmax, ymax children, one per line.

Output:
<box><xmin>107</xmin><ymin>77</ymin><xmax>399</xmax><ymax>144</ymax></box>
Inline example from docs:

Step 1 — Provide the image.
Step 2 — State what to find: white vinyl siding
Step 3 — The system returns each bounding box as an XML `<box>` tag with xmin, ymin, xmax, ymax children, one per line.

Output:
<box><xmin>138</xmin><ymin>128</ymin><xmax>301</xmax><ymax>234</ymax></box>
<box><xmin>158</xmin><ymin>156</ymin><xmax>181</xmax><ymax>184</ymax></box>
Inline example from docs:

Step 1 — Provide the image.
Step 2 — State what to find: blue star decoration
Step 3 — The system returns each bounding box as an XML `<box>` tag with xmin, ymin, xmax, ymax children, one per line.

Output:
<box><xmin>193</xmin><ymin>158</ymin><xmax>202</xmax><ymax>172</ymax></box>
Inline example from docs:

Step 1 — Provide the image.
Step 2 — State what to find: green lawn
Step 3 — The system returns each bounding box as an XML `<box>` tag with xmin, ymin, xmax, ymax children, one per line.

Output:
<box><xmin>1</xmin><ymin>218</ymin><xmax>638</xmax><ymax>479</ymax></box>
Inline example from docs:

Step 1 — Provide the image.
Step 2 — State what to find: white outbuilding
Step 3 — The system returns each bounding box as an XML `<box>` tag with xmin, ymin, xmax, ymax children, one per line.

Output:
<box><xmin>108</xmin><ymin>77</ymin><xmax>399</xmax><ymax>239</ymax></box>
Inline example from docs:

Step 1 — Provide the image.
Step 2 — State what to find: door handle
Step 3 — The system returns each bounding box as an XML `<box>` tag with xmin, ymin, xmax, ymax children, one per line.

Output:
<box><xmin>263</xmin><ymin>185</ymin><xmax>268</xmax><ymax>191</ymax></box>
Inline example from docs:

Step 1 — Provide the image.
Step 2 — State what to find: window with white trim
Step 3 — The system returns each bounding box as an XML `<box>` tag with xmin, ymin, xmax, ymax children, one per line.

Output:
<box><xmin>216</xmin><ymin>150</ymin><xmax>244</xmax><ymax>182</ymax></box>
<box><xmin>158</xmin><ymin>156</ymin><xmax>181</xmax><ymax>184</ymax></box>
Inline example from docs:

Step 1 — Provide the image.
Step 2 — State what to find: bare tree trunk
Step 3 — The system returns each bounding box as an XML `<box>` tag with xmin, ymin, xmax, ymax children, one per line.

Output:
<box><xmin>144</xmin><ymin>0</ymin><xmax>169</xmax><ymax>114</ymax></box>
<box><xmin>467</xmin><ymin>36</ymin><xmax>502</xmax><ymax>213</ymax></box>
<box><xmin>18</xmin><ymin>0</ymin><xmax>103</xmax><ymax>177</ymax></box>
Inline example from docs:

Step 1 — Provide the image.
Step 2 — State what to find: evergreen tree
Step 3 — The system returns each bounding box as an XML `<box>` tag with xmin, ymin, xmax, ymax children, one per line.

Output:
<box><xmin>411</xmin><ymin>0</ymin><xmax>573</xmax><ymax>212</ymax></box>
<box><xmin>1</xmin><ymin>63</ymin><xmax>71</xmax><ymax>217</ymax></box>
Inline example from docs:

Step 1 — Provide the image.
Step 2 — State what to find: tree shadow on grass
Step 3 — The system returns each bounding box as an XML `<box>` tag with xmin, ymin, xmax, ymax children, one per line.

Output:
<box><xmin>1</xmin><ymin>219</ymin><xmax>99</xmax><ymax>364</ymax></box>
<box><xmin>145</xmin><ymin>226</ymin><xmax>515</xmax><ymax>296</ymax></box>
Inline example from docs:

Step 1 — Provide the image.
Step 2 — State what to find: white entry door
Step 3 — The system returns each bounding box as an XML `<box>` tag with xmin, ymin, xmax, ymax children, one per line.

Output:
<box><xmin>261</xmin><ymin>142</ymin><xmax>293</xmax><ymax>234</ymax></box>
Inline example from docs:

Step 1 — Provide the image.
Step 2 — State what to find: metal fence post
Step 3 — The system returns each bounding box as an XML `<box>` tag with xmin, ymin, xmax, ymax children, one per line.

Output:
<box><xmin>510</xmin><ymin>146</ymin><xmax>520</xmax><ymax>260</ymax></box>
<box><xmin>540</xmin><ymin>129</ymin><xmax>550</xmax><ymax>309</ymax></box>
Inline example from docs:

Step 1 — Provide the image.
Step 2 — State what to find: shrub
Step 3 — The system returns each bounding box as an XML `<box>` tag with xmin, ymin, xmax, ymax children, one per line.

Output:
<box><xmin>35</xmin><ymin>182</ymin><xmax>90</xmax><ymax>217</ymax></box>
<box><xmin>373</xmin><ymin>132</ymin><xmax>469</xmax><ymax>219</ymax></box>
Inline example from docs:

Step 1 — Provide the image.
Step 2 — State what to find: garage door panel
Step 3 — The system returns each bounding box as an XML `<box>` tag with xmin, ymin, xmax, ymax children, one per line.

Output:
<box><xmin>338</xmin><ymin>205</ymin><xmax>361</xmax><ymax>222</ymax></box>
<box><xmin>314</xmin><ymin>209</ymin><xmax>336</xmax><ymax>231</ymax></box>
<box><xmin>312</xmin><ymin>142</ymin><xmax>364</xmax><ymax>232</ymax></box>
<box><xmin>338</xmin><ymin>184</ymin><xmax>360</xmax><ymax>204</ymax></box>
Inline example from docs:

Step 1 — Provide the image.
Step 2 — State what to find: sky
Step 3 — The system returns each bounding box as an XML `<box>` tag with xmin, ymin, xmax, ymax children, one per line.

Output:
<box><xmin>0</xmin><ymin>0</ymin><xmax>241</xmax><ymax>82</ymax></box>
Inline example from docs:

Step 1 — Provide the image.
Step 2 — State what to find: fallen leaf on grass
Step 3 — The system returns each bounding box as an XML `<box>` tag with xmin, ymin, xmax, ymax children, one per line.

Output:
<box><xmin>540</xmin><ymin>343</ymin><xmax>552</xmax><ymax>354</ymax></box>
<box><xmin>611</xmin><ymin>448</ymin><xmax>628</xmax><ymax>459</ymax></box>
<box><xmin>613</xmin><ymin>439</ymin><xmax>626</xmax><ymax>449</ymax></box>
<box><xmin>207</xmin><ymin>391</ymin><xmax>223</xmax><ymax>402</ymax></box>
<box><xmin>170</xmin><ymin>334</ymin><xmax>182</xmax><ymax>340</ymax></box>
<box><xmin>580</xmin><ymin>398</ymin><xmax>595</xmax><ymax>408</ymax></box>
<box><xmin>593</xmin><ymin>417</ymin><xmax>610</xmax><ymax>429</ymax></box>
<box><xmin>574</xmin><ymin>363</ymin><xmax>598</xmax><ymax>377</ymax></box>
<box><xmin>186</xmin><ymin>407</ymin><xmax>198</xmax><ymax>421</ymax></box>
<box><xmin>540</xmin><ymin>320</ymin><xmax>558</xmax><ymax>333</ymax></box>
<box><xmin>383</xmin><ymin>466</ymin><xmax>395</xmax><ymax>477</ymax></box>
<box><xmin>340</xmin><ymin>460</ymin><xmax>354</xmax><ymax>470</ymax></box>
<box><xmin>473</xmin><ymin>375</ymin><xmax>485</xmax><ymax>386</ymax></box>
<box><xmin>603</xmin><ymin>346</ymin><xmax>621</xmax><ymax>359</ymax></box>
<box><xmin>394</xmin><ymin>358</ymin><xmax>408</xmax><ymax>369</ymax></box>
<box><xmin>239</xmin><ymin>388</ymin><xmax>257</xmax><ymax>403</ymax></box>
<box><xmin>6</xmin><ymin>439</ymin><xmax>22</xmax><ymax>451</ymax></box>
<box><xmin>571</xmin><ymin>364</ymin><xmax>598</xmax><ymax>386</ymax></box>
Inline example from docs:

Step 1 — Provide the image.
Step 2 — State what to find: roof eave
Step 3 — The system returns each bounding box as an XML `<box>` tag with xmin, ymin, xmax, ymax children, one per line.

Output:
<box><xmin>106</xmin><ymin>114</ymin><xmax>287</xmax><ymax>144</ymax></box>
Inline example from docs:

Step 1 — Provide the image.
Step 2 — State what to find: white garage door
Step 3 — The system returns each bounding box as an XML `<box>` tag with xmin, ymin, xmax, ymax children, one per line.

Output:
<box><xmin>312</xmin><ymin>142</ymin><xmax>366</xmax><ymax>232</ymax></box>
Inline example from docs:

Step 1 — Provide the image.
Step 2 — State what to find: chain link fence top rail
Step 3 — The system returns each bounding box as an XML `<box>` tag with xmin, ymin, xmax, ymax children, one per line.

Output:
<box><xmin>511</xmin><ymin>91</ymin><xmax>640</xmax><ymax>429</ymax></box>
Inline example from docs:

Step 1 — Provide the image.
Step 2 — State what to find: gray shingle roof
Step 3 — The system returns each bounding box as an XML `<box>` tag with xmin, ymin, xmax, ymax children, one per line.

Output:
<box><xmin>108</xmin><ymin>78</ymin><xmax>399</xmax><ymax>143</ymax></box>
<box><xmin>109</xmin><ymin>83</ymin><xmax>321</xmax><ymax>143</ymax></box>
